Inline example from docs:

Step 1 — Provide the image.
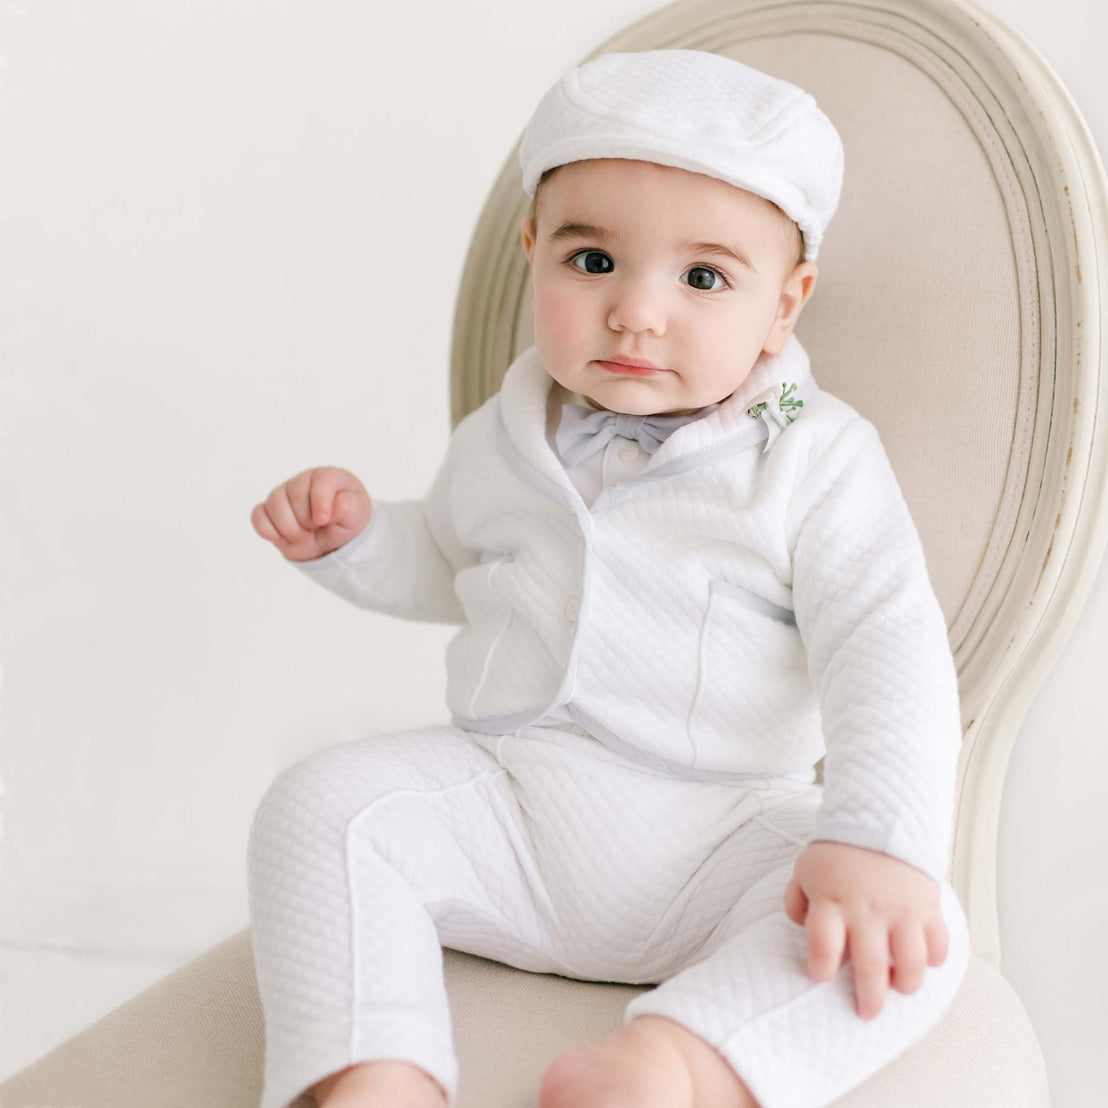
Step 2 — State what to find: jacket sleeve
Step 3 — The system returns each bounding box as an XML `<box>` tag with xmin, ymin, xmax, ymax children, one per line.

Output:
<box><xmin>283</xmin><ymin>420</ymin><xmax>479</xmax><ymax>625</ymax></box>
<box><xmin>786</xmin><ymin>416</ymin><xmax>962</xmax><ymax>886</ymax></box>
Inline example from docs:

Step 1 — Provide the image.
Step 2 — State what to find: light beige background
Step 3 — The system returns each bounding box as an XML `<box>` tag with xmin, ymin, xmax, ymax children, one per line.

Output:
<box><xmin>0</xmin><ymin>1</ymin><xmax>1104</xmax><ymax>1105</ymax></box>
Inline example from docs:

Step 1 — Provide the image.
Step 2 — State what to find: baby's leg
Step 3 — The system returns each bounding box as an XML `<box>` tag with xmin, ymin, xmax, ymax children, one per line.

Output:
<box><xmin>247</xmin><ymin>725</ymin><xmax>567</xmax><ymax>1108</ymax></box>
<box><xmin>617</xmin><ymin>791</ymin><xmax>972</xmax><ymax>1108</ymax></box>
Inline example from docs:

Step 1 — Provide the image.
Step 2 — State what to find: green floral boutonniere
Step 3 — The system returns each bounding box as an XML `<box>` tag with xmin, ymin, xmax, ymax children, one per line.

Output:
<box><xmin>746</xmin><ymin>381</ymin><xmax>804</xmax><ymax>453</ymax></box>
<box><xmin>747</xmin><ymin>381</ymin><xmax>803</xmax><ymax>425</ymax></box>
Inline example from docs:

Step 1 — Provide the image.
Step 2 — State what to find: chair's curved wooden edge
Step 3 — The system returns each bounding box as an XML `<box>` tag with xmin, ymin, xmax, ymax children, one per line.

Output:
<box><xmin>0</xmin><ymin>927</ymin><xmax>1051</xmax><ymax>1107</ymax></box>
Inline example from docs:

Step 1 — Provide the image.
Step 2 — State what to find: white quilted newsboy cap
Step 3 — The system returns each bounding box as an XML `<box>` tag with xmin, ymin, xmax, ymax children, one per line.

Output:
<box><xmin>519</xmin><ymin>48</ymin><xmax>844</xmax><ymax>263</ymax></box>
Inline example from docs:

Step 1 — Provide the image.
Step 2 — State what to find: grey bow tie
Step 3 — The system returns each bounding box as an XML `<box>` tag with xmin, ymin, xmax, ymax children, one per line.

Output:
<box><xmin>555</xmin><ymin>401</ymin><xmax>715</xmax><ymax>467</ymax></box>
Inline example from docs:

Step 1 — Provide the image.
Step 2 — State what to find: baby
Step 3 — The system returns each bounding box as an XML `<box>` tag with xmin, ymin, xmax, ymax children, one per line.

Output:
<box><xmin>247</xmin><ymin>49</ymin><xmax>970</xmax><ymax>1108</ymax></box>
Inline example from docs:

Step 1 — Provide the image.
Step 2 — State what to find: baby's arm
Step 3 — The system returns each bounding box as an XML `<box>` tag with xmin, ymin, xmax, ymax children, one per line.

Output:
<box><xmin>785</xmin><ymin>417</ymin><xmax>962</xmax><ymax>1010</ymax></box>
<box><xmin>252</xmin><ymin>425</ymin><xmax>478</xmax><ymax>625</ymax></box>
<box><xmin>787</xmin><ymin>415</ymin><xmax>962</xmax><ymax>886</ymax></box>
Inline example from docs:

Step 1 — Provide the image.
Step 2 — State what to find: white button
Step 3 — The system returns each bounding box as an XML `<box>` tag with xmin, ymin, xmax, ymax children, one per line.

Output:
<box><xmin>564</xmin><ymin>596</ymin><xmax>580</xmax><ymax>622</ymax></box>
<box><xmin>618</xmin><ymin>443</ymin><xmax>641</xmax><ymax>462</ymax></box>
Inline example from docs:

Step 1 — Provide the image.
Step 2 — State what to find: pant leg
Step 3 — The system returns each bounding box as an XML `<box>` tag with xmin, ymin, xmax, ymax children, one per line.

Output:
<box><xmin>246</xmin><ymin>724</ymin><xmax>574</xmax><ymax>1108</ymax></box>
<box><xmin>622</xmin><ymin>786</ymin><xmax>971</xmax><ymax>1108</ymax></box>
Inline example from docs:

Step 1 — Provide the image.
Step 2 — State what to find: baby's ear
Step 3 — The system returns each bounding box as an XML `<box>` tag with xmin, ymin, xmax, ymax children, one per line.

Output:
<box><xmin>520</xmin><ymin>215</ymin><xmax>536</xmax><ymax>262</ymax></box>
<box><xmin>763</xmin><ymin>262</ymin><xmax>819</xmax><ymax>354</ymax></box>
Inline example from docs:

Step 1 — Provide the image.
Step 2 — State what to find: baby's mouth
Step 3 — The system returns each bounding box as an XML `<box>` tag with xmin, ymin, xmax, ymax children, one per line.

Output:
<box><xmin>596</xmin><ymin>359</ymin><xmax>664</xmax><ymax>377</ymax></box>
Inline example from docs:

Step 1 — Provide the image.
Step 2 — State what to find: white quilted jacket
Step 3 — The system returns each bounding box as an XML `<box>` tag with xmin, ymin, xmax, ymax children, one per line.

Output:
<box><xmin>290</xmin><ymin>335</ymin><xmax>962</xmax><ymax>886</ymax></box>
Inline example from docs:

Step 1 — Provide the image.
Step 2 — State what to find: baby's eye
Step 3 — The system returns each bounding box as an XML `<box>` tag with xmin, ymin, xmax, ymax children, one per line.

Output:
<box><xmin>568</xmin><ymin>250</ymin><xmax>614</xmax><ymax>275</ymax></box>
<box><xmin>566</xmin><ymin>251</ymin><xmax>729</xmax><ymax>291</ymax></box>
<box><xmin>685</xmin><ymin>265</ymin><xmax>728</xmax><ymax>292</ymax></box>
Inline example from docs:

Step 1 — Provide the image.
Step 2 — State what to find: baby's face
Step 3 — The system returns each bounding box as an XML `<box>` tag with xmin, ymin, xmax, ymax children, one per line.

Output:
<box><xmin>520</xmin><ymin>158</ymin><xmax>818</xmax><ymax>415</ymax></box>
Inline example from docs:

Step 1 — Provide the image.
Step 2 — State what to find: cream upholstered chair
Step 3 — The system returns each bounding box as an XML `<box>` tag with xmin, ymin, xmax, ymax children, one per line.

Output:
<box><xmin>4</xmin><ymin>0</ymin><xmax>1104</xmax><ymax>1104</ymax></box>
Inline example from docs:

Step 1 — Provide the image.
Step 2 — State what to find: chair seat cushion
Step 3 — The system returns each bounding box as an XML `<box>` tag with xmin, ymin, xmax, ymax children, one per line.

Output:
<box><xmin>0</xmin><ymin>928</ymin><xmax>1051</xmax><ymax>1107</ymax></box>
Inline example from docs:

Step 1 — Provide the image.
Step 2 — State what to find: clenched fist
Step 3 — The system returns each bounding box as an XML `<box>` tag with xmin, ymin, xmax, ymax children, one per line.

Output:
<box><xmin>251</xmin><ymin>466</ymin><xmax>372</xmax><ymax>563</ymax></box>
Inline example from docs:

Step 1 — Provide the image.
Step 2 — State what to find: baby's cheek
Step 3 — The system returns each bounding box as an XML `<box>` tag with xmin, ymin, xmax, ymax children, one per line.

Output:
<box><xmin>534</xmin><ymin>285</ymin><xmax>590</xmax><ymax>336</ymax></box>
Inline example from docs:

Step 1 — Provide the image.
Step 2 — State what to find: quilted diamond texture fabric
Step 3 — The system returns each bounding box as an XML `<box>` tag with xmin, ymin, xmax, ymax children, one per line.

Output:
<box><xmin>290</xmin><ymin>333</ymin><xmax>961</xmax><ymax>887</ymax></box>
<box><xmin>246</xmin><ymin>723</ymin><xmax>970</xmax><ymax>1108</ymax></box>
<box><xmin>257</xmin><ymin>334</ymin><xmax>970</xmax><ymax>1106</ymax></box>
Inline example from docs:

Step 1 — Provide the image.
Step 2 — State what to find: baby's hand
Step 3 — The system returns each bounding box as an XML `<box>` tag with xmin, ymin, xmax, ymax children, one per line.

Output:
<box><xmin>783</xmin><ymin>841</ymin><xmax>949</xmax><ymax>1020</ymax></box>
<box><xmin>251</xmin><ymin>466</ymin><xmax>372</xmax><ymax>563</ymax></box>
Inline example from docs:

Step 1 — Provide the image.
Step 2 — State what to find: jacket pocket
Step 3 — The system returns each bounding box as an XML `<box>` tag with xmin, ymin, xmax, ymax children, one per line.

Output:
<box><xmin>451</xmin><ymin>550</ymin><xmax>516</xmax><ymax>717</ymax></box>
<box><xmin>686</xmin><ymin>577</ymin><xmax>809</xmax><ymax>763</ymax></box>
<box><xmin>708</xmin><ymin>578</ymin><xmax>797</xmax><ymax>625</ymax></box>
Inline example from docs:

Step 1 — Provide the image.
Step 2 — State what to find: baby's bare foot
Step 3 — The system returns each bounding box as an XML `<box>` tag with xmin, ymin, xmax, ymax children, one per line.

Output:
<box><xmin>311</xmin><ymin>1059</ymin><xmax>448</xmax><ymax>1108</ymax></box>
<box><xmin>537</xmin><ymin>1014</ymin><xmax>758</xmax><ymax>1108</ymax></box>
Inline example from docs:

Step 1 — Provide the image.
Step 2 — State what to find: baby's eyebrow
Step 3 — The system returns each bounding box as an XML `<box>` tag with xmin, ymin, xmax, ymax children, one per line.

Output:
<box><xmin>547</xmin><ymin>221</ymin><xmax>757</xmax><ymax>273</ymax></box>
<box><xmin>548</xmin><ymin>221</ymin><xmax>614</xmax><ymax>245</ymax></box>
<box><xmin>682</xmin><ymin>239</ymin><xmax>757</xmax><ymax>273</ymax></box>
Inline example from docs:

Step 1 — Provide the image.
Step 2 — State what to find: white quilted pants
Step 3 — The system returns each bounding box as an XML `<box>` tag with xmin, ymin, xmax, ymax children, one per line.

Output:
<box><xmin>246</xmin><ymin>722</ymin><xmax>970</xmax><ymax>1108</ymax></box>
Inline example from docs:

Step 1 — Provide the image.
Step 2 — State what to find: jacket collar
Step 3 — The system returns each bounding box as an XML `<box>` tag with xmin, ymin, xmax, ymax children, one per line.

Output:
<box><xmin>497</xmin><ymin>332</ymin><xmax>817</xmax><ymax>487</ymax></box>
